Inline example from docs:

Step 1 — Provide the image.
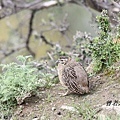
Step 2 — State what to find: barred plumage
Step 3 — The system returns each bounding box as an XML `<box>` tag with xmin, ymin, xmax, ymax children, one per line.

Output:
<box><xmin>56</xmin><ymin>57</ymin><xmax>89</xmax><ymax>96</ymax></box>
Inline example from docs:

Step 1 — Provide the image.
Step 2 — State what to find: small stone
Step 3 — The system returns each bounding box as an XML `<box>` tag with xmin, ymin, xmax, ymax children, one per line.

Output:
<box><xmin>25</xmin><ymin>102</ymin><xmax>29</xmax><ymax>105</ymax></box>
<box><xmin>32</xmin><ymin>118</ymin><xmax>39</xmax><ymax>120</ymax></box>
<box><xmin>41</xmin><ymin>116</ymin><xmax>46</xmax><ymax>120</ymax></box>
<box><xmin>52</xmin><ymin>107</ymin><xmax>56</xmax><ymax>111</ymax></box>
<box><xmin>61</xmin><ymin>105</ymin><xmax>78</xmax><ymax>113</ymax></box>
<box><xmin>20</xmin><ymin>113</ymin><xmax>24</xmax><ymax>117</ymax></box>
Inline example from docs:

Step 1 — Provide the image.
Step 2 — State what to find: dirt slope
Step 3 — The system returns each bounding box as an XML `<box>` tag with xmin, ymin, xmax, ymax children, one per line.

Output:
<box><xmin>12</xmin><ymin>62</ymin><xmax>120</xmax><ymax>120</ymax></box>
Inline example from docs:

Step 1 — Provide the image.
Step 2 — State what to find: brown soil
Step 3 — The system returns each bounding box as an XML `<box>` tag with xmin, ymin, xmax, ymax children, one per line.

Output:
<box><xmin>12</xmin><ymin>64</ymin><xmax>120</xmax><ymax>120</ymax></box>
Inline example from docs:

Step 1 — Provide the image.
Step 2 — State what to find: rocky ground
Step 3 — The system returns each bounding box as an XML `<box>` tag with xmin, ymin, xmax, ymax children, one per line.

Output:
<box><xmin>11</xmin><ymin>62</ymin><xmax>120</xmax><ymax>120</ymax></box>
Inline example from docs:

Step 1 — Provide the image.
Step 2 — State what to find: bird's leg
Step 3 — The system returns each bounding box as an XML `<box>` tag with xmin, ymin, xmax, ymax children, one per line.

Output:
<box><xmin>58</xmin><ymin>90</ymin><xmax>72</xmax><ymax>96</ymax></box>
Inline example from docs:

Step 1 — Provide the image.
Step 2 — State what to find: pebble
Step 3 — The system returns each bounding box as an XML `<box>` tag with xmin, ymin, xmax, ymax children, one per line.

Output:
<box><xmin>41</xmin><ymin>116</ymin><xmax>46</xmax><ymax>120</ymax></box>
<box><xmin>61</xmin><ymin>105</ymin><xmax>78</xmax><ymax>113</ymax></box>
<box><xmin>52</xmin><ymin>107</ymin><xmax>56</xmax><ymax>111</ymax></box>
<box><xmin>32</xmin><ymin>118</ymin><xmax>39</xmax><ymax>120</ymax></box>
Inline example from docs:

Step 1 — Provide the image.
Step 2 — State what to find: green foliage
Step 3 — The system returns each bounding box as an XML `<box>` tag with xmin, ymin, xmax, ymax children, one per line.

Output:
<box><xmin>67</xmin><ymin>10</ymin><xmax>120</xmax><ymax>73</ymax></box>
<box><xmin>0</xmin><ymin>55</ymin><xmax>54</xmax><ymax>115</ymax></box>
<box><xmin>89</xmin><ymin>10</ymin><xmax>120</xmax><ymax>73</ymax></box>
<box><xmin>96</xmin><ymin>10</ymin><xmax>111</xmax><ymax>39</ymax></box>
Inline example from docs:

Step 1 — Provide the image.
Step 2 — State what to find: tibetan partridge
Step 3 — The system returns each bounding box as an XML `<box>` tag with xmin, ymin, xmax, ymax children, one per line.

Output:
<box><xmin>56</xmin><ymin>56</ymin><xmax>89</xmax><ymax>96</ymax></box>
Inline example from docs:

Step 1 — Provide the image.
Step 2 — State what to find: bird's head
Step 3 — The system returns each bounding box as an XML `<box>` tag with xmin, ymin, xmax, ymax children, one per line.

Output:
<box><xmin>56</xmin><ymin>56</ymin><xmax>71</xmax><ymax>66</ymax></box>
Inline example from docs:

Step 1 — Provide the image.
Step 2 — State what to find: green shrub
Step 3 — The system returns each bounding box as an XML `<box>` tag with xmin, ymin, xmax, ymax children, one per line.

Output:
<box><xmin>0</xmin><ymin>55</ymin><xmax>54</xmax><ymax>115</ymax></box>
<box><xmin>72</xmin><ymin>10</ymin><xmax>120</xmax><ymax>73</ymax></box>
<box><xmin>89</xmin><ymin>10</ymin><xmax>120</xmax><ymax>73</ymax></box>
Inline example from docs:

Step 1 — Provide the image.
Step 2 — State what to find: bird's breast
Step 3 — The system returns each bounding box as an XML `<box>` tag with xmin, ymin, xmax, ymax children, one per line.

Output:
<box><xmin>57</xmin><ymin>66</ymin><xmax>67</xmax><ymax>88</ymax></box>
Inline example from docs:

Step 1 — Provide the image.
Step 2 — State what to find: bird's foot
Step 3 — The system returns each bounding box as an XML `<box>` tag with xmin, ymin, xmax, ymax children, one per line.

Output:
<box><xmin>58</xmin><ymin>90</ymin><xmax>71</xmax><ymax>96</ymax></box>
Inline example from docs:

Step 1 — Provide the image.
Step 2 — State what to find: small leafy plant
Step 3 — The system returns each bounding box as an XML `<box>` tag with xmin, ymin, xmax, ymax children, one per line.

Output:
<box><xmin>0</xmin><ymin>55</ymin><xmax>54</xmax><ymax>115</ymax></box>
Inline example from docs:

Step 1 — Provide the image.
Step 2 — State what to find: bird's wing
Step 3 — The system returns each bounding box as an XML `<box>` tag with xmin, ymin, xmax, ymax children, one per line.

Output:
<box><xmin>62</xmin><ymin>63</ymin><xmax>86</xmax><ymax>94</ymax></box>
<box><xmin>73</xmin><ymin>63</ymin><xmax>89</xmax><ymax>89</ymax></box>
<box><xmin>73</xmin><ymin>63</ymin><xmax>88</xmax><ymax>80</ymax></box>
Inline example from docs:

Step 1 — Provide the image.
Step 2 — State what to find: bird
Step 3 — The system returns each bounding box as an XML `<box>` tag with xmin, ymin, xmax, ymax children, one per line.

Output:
<box><xmin>56</xmin><ymin>56</ymin><xmax>89</xmax><ymax>96</ymax></box>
